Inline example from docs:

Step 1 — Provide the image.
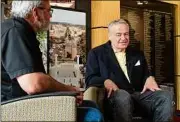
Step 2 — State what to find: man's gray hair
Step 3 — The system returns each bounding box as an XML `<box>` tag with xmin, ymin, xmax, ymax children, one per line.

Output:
<box><xmin>108</xmin><ymin>19</ymin><xmax>129</xmax><ymax>32</ymax></box>
<box><xmin>11</xmin><ymin>0</ymin><xmax>43</xmax><ymax>18</ymax></box>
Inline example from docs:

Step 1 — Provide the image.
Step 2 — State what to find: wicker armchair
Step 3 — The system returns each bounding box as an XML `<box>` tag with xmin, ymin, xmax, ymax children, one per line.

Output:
<box><xmin>1</xmin><ymin>92</ymin><xmax>78</xmax><ymax>121</ymax></box>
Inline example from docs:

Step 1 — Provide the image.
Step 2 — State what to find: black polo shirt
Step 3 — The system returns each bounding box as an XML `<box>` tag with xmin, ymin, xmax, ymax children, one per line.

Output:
<box><xmin>1</xmin><ymin>17</ymin><xmax>45</xmax><ymax>101</ymax></box>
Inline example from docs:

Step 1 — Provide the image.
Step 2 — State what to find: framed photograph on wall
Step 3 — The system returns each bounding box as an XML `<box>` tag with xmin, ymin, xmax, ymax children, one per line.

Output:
<box><xmin>47</xmin><ymin>7</ymin><xmax>87</xmax><ymax>88</ymax></box>
<box><xmin>50</xmin><ymin>0</ymin><xmax>75</xmax><ymax>9</ymax></box>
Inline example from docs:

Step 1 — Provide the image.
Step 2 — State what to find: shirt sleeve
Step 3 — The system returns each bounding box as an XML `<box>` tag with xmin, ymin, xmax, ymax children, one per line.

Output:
<box><xmin>85</xmin><ymin>50</ymin><xmax>106</xmax><ymax>88</ymax></box>
<box><xmin>1</xmin><ymin>27</ymin><xmax>44</xmax><ymax>79</ymax></box>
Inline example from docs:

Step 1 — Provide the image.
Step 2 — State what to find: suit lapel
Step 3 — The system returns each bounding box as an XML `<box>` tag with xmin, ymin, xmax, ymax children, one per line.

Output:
<box><xmin>105</xmin><ymin>41</ymin><xmax>136</xmax><ymax>83</ymax></box>
<box><xmin>105</xmin><ymin>41</ymin><xmax>128</xmax><ymax>78</ymax></box>
<box><xmin>108</xmin><ymin>48</ymin><xmax>121</xmax><ymax>71</ymax></box>
<box><xmin>126</xmin><ymin>48</ymin><xmax>135</xmax><ymax>82</ymax></box>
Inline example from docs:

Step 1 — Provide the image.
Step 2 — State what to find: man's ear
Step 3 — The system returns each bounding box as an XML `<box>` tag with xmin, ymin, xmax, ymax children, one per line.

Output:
<box><xmin>32</xmin><ymin>8</ymin><xmax>39</xmax><ymax>22</ymax></box>
<box><xmin>108</xmin><ymin>33</ymin><xmax>112</xmax><ymax>40</ymax></box>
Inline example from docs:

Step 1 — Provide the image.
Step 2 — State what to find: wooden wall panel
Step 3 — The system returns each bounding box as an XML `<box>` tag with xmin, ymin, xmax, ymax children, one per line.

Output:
<box><xmin>91</xmin><ymin>29</ymin><xmax>108</xmax><ymax>48</ymax></box>
<box><xmin>175</xmin><ymin>3</ymin><xmax>180</xmax><ymax>110</ymax></box>
<box><xmin>91</xmin><ymin>1</ymin><xmax>120</xmax><ymax>27</ymax></box>
<box><xmin>176</xmin><ymin>38</ymin><xmax>180</xmax><ymax>76</ymax></box>
<box><xmin>176</xmin><ymin>77</ymin><xmax>180</xmax><ymax>110</ymax></box>
<box><xmin>91</xmin><ymin>1</ymin><xmax>120</xmax><ymax>48</ymax></box>
<box><xmin>176</xmin><ymin>2</ymin><xmax>180</xmax><ymax>77</ymax></box>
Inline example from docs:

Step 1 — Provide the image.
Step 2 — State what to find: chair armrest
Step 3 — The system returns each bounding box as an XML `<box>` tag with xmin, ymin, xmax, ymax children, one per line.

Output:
<box><xmin>1</xmin><ymin>91</ymin><xmax>79</xmax><ymax>105</ymax></box>
<box><xmin>1</xmin><ymin>92</ymin><xmax>78</xmax><ymax>121</ymax></box>
<box><xmin>84</xmin><ymin>87</ymin><xmax>105</xmax><ymax>113</ymax></box>
<box><xmin>84</xmin><ymin>87</ymin><xmax>99</xmax><ymax>103</ymax></box>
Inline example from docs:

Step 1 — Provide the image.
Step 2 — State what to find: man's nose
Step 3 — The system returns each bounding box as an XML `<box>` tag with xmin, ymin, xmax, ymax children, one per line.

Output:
<box><xmin>120</xmin><ymin>35</ymin><xmax>126</xmax><ymax>40</ymax></box>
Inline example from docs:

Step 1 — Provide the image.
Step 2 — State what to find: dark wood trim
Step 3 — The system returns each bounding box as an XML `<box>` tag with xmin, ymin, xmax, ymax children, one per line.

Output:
<box><xmin>175</xmin><ymin>35</ymin><xmax>180</xmax><ymax>37</ymax></box>
<box><xmin>75</xmin><ymin>0</ymin><xmax>91</xmax><ymax>54</ymax></box>
<box><xmin>91</xmin><ymin>26</ymin><xmax>108</xmax><ymax>29</ymax></box>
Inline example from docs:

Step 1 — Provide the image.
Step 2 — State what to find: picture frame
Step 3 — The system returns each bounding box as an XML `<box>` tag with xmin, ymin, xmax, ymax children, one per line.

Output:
<box><xmin>47</xmin><ymin>6</ymin><xmax>87</xmax><ymax>88</ymax></box>
<box><xmin>50</xmin><ymin>0</ymin><xmax>75</xmax><ymax>9</ymax></box>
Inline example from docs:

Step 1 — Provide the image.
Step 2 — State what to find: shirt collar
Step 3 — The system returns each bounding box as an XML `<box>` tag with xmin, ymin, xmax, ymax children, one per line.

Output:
<box><xmin>112</xmin><ymin>47</ymin><xmax>126</xmax><ymax>54</ymax></box>
<box><xmin>12</xmin><ymin>17</ymin><xmax>36</xmax><ymax>36</ymax></box>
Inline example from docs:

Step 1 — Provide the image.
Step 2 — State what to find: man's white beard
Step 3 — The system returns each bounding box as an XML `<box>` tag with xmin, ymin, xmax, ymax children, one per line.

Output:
<box><xmin>37</xmin><ymin>20</ymin><xmax>49</xmax><ymax>31</ymax></box>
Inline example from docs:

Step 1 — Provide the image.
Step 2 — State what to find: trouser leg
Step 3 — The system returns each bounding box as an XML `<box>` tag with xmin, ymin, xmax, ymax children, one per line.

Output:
<box><xmin>105</xmin><ymin>89</ymin><xmax>133</xmax><ymax>122</ymax></box>
<box><xmin>132</xmin><ymin>90</ymin><xmax>174</xmax><ymax>122</ymax></box>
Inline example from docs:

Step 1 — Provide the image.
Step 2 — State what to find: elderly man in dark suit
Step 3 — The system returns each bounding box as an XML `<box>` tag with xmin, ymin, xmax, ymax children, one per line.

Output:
<box><xmin>85</xmin><ymin>19</ymin><xmax>174</xmax><ymax>122</ymax></box>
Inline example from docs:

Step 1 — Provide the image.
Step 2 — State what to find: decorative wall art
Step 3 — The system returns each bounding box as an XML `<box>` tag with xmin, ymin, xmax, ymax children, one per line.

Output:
<box><xmin>48</xmin><ymin>7</ymin><xmax>87</xmax><ymax>88</ymax></box>
<box><xmin>50</xmin><ymin>0</ymin><xmax>75</xmax><ymax>9</ymax></box>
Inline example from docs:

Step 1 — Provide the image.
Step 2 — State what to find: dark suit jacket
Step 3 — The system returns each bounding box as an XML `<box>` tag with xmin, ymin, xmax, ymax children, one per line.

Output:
<box><xmin>85</xmin><ymin>41</ymin><xmax>151</xmax><ymax>93</ymax></box>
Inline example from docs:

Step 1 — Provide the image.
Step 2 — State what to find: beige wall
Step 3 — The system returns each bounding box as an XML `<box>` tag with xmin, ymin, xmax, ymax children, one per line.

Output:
<box><xmin>91</xmin><ymin>1</ymin><xmax>120</xmax><ymax>48</ymax></box>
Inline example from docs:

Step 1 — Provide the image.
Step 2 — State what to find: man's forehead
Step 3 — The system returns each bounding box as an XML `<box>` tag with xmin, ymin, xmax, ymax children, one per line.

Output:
<box><xmin>112</xmin><ymin>24</ymin><xmax>129</xmax><ymax>31</ymax></box>
<box><xmin>40</xmin><ymin>0</ymin><xmax>50</xmax><ymax>7</ymax></box>
<box><xmin>113</xmin><ymin>23</ymin><xmax>129</xmax><ymax>28</ymax></box>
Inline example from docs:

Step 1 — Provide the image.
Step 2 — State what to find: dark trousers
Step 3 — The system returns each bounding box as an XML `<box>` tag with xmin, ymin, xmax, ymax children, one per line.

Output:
<box><xmin>104</xmin><ymin>89</ymin><xmax>174</xmax><ymax>122</ymax></box>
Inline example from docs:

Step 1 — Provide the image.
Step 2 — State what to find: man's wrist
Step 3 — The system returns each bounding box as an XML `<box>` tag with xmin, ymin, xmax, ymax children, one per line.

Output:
<box><xmin>104</xmin><ymin>79</ymin><xmax>111</xmax><ymax>84</ymax></box>
<box><xmin>146</xmin><ymin>76</ymin><xmax>156</xmax><ymax>83</ymax></box>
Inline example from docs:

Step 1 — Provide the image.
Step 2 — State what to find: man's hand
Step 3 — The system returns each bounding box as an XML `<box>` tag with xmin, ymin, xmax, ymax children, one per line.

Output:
<box><xmin>141</xmin><ymin>76</ymin><xmax>161</xmax><ymax>94</ymax></box>
<box><xmin>104</xmin><ymin>79</ymin><xmax>119</xmax><ymax>98</ymax></box>
<box><xmin>69</xmin><ymin>86</ymin><xmax>83</xmax><ymax>105</ymax></box>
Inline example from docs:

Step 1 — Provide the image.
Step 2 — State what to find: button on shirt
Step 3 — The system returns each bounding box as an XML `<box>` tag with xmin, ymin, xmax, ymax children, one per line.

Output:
<box><xmin>115</xmin><ymin>52</ymin><xmax>130</xmax><ymax>83</ymax></box>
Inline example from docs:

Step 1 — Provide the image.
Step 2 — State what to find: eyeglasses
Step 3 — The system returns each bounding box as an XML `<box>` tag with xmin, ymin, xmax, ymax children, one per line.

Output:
<box><xmin>37</xmin><ymin>7</ymin><xmax>53</xmax><ymax>16</ymax></box>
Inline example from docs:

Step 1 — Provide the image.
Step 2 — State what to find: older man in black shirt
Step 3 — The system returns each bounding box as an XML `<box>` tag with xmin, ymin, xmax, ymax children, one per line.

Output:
<box><xmin>1</xmin><ymin>0</ymin><xmax>75</xmax><ymax>101</ymax></box>
<box><xmin>1</xmin><ymin>1</ymin><xmax>103</xmax><ymax>121</ymax></box>
<box><xmin>1</xmin><ymin>16</ymin><xmax>46</xmax><ymax>100</ymax></box>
